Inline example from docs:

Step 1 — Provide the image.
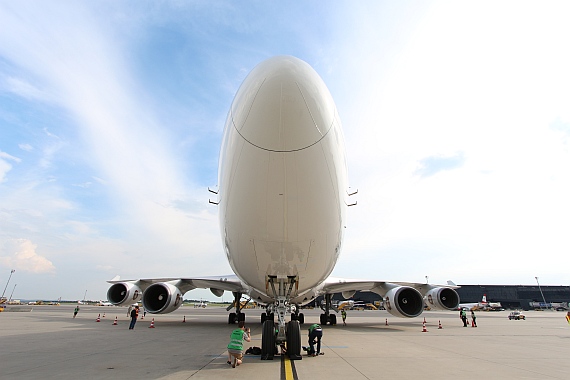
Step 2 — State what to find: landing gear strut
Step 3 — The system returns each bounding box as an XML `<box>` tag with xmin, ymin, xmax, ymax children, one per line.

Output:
<box><xmin>319</xmin><ymin>293</ymin><xmax>337</xmax><ymax>325</ymax></box>
<box><xmin>227</xmin><ymin>291</ymin><xmax>247</xmax><ymax>324</ymax></box>
<box><xmin>260</xmin><ymin>276</ymin><xmax>302</xmax><ymax>360</ymax></box>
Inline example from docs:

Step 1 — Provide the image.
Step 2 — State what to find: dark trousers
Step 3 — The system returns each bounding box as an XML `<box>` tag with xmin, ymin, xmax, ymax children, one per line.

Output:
<box><xmin>129</xmin><ymin>317</ymin><xmax>137</xmax><ymax>329</ymax></box>
<box><xmin>308</xmin><ymin>329</ymin><xmax>322</xmax><ymax>354</ymax></box>
<box><xmin>461</xmin><ymin>316</ymin><xmax>467</xmax><ymax>327</ymax></box>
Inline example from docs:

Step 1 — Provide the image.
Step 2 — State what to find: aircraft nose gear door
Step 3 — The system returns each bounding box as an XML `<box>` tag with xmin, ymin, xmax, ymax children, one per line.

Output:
<box><xmin>261</xmin><ymin>276</ymin><xmax>302</xmax><ymax>360</ymax></box>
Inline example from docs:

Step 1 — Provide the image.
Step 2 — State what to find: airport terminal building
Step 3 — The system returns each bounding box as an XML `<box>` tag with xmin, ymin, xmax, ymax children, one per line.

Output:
<box><xmin>314</xmin><ymin>285</ymin><xmax>570</xmax><ymax>310</ymax></box>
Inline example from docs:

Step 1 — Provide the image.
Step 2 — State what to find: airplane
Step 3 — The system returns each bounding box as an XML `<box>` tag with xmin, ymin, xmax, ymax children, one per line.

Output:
<box><xmin>96</xmin><ymin>300</ymin><xmax>115</xmax><ymax>306</ymax></box>
<box><xmin>458</xmin><ymin>294</ymin><xmax>502</xmax><ymax>311</ymax></box>
<box><xmin>106</xmin><ymin>55</ymin><xmax>460</xmax><ymax>360</ymax></box>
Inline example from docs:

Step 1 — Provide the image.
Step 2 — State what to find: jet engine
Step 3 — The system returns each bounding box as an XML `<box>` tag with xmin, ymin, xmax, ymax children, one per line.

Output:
<box><xmin>107</xmin><ymin>282</ymin><xmax>142</xmax><ymax>306</ymax></box>
<box><xmin>383</xmin><ymin>286</ymin><xmax>424</xmax><ymax>318</ymax></box>
<box><xmin>142</xmin><ymin>283</ymin><xmax>184</xmax><ymax>314</ymax></box>
<box><xmin>424</xmin><ymin>287</ymin><xmax>460</xmax><ymax>311</ymax></box>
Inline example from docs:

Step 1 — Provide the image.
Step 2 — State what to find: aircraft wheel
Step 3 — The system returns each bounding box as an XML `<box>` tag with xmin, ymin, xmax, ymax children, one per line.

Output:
<box><xmin>228</xmin><ymin>312</ymin><xmax>236</xmax><ymax>324</ymax></box>
<box><xmin>238</xmin><ymin>312</ymin><xmax>246</xmax><ymax>322</ymax></box>
<box><xmin>298</xmin><ymin>313</ymin><xmax>305</xmax><ymax>325</ymax></box>
<box><xmin>330</xmin><ymin>313</ymin><xmax>337</xmax><ymax>325</ymax></box>
<box><xmin>261</xmin><ymin>320</ymin><xmax>275</xmax><ymax>360</ymax></box>
<box><xmin>286</xmin><ymin>320</ymin><xmax>302</xmax><ymax>359</ymax></box>
<box><xmin>261</xmin><ymin>312</ymin><xmax>266</xmax><ymax>324</ymax></box>
<box><xmin>319</xmin><ymin>313</ymin><xmax>327</xmax><ymax>325</ymax></box>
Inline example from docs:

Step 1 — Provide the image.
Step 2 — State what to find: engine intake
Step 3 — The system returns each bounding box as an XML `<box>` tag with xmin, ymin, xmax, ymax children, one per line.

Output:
<box><xmin>107</xmin><ymin>282</ymin><xmax>142</xmax><ymax>306</ymax></box>
<box><xmin>142</xmin><ymin>283</ymin><xmax>184</xmax><ymax>314</ymax></box>
<box><xmin>383</xmin><ymin>286</ymin><xmax>424</xmax><ymax>318</ymax></box>
<box><xmin>424</xmin><ymin>287</ymin><xmax>460</xmax><ymax>311</ymax></box>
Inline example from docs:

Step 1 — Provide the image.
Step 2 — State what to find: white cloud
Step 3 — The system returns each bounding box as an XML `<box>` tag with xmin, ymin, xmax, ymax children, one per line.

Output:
<box><xmin>0</xmin><ymin>150</ymin><xmax>20</xmax><ymax>183</ymax></box>
<box><xmin>4</xmin><ymin>76</ymin><xmax>48</xmax><ymax>101</ymax></box>
<box><xmin>0</xmin><ymin>239</ymin><xmax>56</xmax><ymax>273</ymax></box>
<box><xmin>18</xmin><ymin>143</ymin><xmax>33</xmax><ymax>152</ymax></box>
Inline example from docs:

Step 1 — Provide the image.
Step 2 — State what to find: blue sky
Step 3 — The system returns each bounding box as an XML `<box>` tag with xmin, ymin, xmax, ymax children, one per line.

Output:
<box><xmin>1</xmin><ymin>1</ymin><xmax>570</xmax><ymax>301</ymax></box>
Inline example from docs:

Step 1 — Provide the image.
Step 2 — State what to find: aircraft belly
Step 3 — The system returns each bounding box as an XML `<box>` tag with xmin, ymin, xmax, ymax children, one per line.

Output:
<box><xmin>223</xmin><ymin>135</ymin><xmax>344</xmax><ymax>293</ymax></box>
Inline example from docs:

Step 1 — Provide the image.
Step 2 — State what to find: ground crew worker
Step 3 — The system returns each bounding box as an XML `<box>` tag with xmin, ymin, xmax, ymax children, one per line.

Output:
<box><xmin>341</xmin><ymin>309</ymin><xmax>347</xmax><ymax>326</ymax></box>
<box><xmin>460</xmin><ymin>309</ymin><xmax>468</xmax><ymax>327</ymax></box>
<box><xmin>73</xmin><ymin>306</ymin><xmax>79</xmax><ymax>318</ymax></box>
<box><xmin>227</xmin><ymin>321</ymin><xmax>251</xmax><ymax>368</ymax></box>
<box><xmin>129</xmin><ymin>305</ymin><xmax>139</xmax><ymax>330</ymax></box>
<box><xmin>471</xmin><ymin>310</ymin><xmax>477</xmax><ymax>327</ymax></box>
<box><xmin>307</xmin><ymin>323</ymin><xmax>323</xmax><ymax>356</ymax></box>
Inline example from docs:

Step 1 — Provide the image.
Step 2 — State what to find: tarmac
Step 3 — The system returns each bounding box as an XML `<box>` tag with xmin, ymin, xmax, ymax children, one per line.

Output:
<box><xmin>1</xmin><ymin>304</ymin><xmax>570</xmax><ymax>379</ymax></box>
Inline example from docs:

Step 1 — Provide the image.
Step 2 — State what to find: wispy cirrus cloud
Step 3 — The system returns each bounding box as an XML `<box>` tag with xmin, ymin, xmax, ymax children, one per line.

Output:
<box><xmin>0</xmin><ymin>150</ymin><xmax>20</xmax><ymax>182</ymax></box>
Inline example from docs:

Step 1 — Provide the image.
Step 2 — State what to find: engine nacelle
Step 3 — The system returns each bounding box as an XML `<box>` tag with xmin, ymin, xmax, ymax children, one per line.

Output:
<box><xmin>383</xmin><ymin>286</ymin><xmax>424</xmax><ymax>318</ymax></box>
<box><xmin>424</xmin><ymin>287</ymin><xmax>460</xmax><ymax>311</ymax></box>
<box><xmin>107</xmin><ymin>282</ymin><xmax>142</xmax><ymax>306</ymax></box>
<box><xmin>210</xmin><ymin>288</ymin><xmax>224</xmax><ymax>298</ymax></box>
<box><xmin>142</xmin><ymin>283</ymin><xmax>184</xmax><ymax>314</ymax></box>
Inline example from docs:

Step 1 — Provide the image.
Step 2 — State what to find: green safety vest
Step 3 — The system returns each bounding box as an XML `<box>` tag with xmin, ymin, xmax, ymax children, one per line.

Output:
<box><xmin>227</xmin><ymin>329</ymin><xmax>245</xmax><ymax>350</ymax></box>
<box><xmin>308</xmin><ymin>324</ymin><xmax>321</xmax><ymax>333</ymax></box>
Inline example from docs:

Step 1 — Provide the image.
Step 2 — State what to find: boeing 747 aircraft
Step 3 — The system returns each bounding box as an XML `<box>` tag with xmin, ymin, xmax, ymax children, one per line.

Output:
<box><xmin>107</xmin><ymin>56</ymin><xmax>460</xmax><ymax>360</ymax></box>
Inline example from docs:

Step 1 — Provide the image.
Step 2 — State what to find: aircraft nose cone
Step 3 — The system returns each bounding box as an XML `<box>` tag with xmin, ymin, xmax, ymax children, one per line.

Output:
<box><xmin>230</xmin><ymin>56</ymin><xmax>336</xmax><ymax>152</ymax></box>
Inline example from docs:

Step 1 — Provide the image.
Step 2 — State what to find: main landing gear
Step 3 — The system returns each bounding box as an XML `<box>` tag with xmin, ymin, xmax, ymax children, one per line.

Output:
<box><xmin>260</xmin><ymin>276</ymin><xmax>303</xmax><ymax>361</ymax></box>
<box><xmin>227</xmin><ymin>291</ymin><xmax>247</xmax><ymax>324</ymax></box>
<box><xmin>319</xmin><ymin>293</ymin><xmax>337</xmax><ymax>325</ymax></box>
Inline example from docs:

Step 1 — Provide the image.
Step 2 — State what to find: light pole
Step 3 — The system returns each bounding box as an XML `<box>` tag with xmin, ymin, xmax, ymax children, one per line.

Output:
<box><xmin>535</xmin><ymin>276</ymin><xmax>549</xmax><ymax>310</ymax></box>
<box><xmin>1</xmin><ymin>269</ymin><xmax>15</xmax><ymax>299</ymax></box>
<box><xmin>83</xmin><ymin>290</ymin><xmax>87</xmax><ymax>303</ymax></box>
<box><xmin>9</xmin><ymin>284</ymin><xmax>17</xmax><ymax>302</ymax></box>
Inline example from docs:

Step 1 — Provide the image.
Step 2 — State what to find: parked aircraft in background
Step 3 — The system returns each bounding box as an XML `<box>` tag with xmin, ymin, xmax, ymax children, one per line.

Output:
<box><xmin>459</xmin><ymin>294</ymin><xmax>502</xmax><ymax>311</ymax></box>
<box><xmin>106</xmin><ymin>56</ymin><xmax>460</xmax><ymax>360</ymax></box>
<box><xmin>96</xmin><ymin>300</ymin><xmax>114</xmax><ymax>306</ymax></box>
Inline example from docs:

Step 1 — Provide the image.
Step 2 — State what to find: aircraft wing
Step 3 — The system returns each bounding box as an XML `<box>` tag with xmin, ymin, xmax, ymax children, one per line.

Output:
<box><xmin>107</xmin><ymin>274</ymin><xmax>249</xmax><ymax>300</ymax></box>
<box><xmin>311</xmin><ymin>276</ymin><xmax>461</xmax><ymax>317</ymax></box>
<box><xmin>317</xmin><ymin>276</ymin><xmax>458</xmax><ymax>297</ymax></box>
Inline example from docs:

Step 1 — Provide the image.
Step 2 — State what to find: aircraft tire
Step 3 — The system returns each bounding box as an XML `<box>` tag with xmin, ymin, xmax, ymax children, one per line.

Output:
<box><xmin>228</xmin><ymin>312</ymin><xmax>236</xmax><ymax>324</ymax></box>
<box><xmin>330</xmin><ymin>313</ymin><xmax>337</xmax><ymax>325</ymax></box>
<box><xmin>319</xmin><ymin>313</ymin><xmax>327</xmax><ymax>325</ymax></box>
<box><xmin>237</xmin><ymin>312</ymin><xmax>245</xmax><ymax>322</ymax></box>
<box><xmin>261</xmin><ymin>320</ymin><xmax>275</xmax><ymax>360</ymax></box>
<box><xmin>286</xmin><ymin>320</ymin><xmax>302</xmax><ymax>358</ymax></box>
<box><xmin>298</xmin><ymin>313</ymin><xmax>305</xmax><ymax>325</ymax></box>
<box><xmin>261</xmin><ymin>312</ymin><xmax>266</xmax><ymax>324</ymax></box>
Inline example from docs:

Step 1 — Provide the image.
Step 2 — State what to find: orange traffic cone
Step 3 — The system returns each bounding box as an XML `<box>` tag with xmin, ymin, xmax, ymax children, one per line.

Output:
<box><xmin>96</xmin><ymin>314</ymin><xmax>101</xmax><ymax>322</ymax></box>
<box><xmin>422</xmin><ymin>321</ymin><xmax>428</xmax><ymax>332</ymax></box>
<box><xmin>149</xmin><ymin>318</ymin><xmax>155</xmax><ymax>328</ymax></box>
<box><xmin>113</xmin><ymin>316</ymin><xmax>118</xmax><ymax>325</ymax></box>
<box><xmin>471</xmin><ymin>319</ymin><xmax>476</xmax><ymax>327</ymax></box>
<box><xmin>385</xmin><ymin>318</ymin><xmax>388</xmax><ymax>326</ymax></box>
<box><xmin>182</xmin><ymin>316</ymin><xmax>186</xmax><ymax>323</ymax></box>
<box><xmin>438</xmin><ymin>320</ymin><xmax>443</xmax><ymax>329</ymax></box>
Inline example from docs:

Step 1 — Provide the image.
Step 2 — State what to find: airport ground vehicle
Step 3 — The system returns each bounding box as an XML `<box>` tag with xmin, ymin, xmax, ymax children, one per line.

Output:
<box><xmin>508</xmin><ymin>311</ymin><xmax>526</xmax><ymax>320</ymax></box>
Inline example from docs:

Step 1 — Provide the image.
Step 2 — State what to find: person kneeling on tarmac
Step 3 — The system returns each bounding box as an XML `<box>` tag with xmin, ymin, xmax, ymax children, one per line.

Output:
<box><xmin>306</xmin><ymin>323</ymin><xmax>323</xmax><ymax>356</ymax></box>
<box><xmin>227</xmin><ymin>321</ymin><xmax>251</xmax><ymax>368</ymax></box>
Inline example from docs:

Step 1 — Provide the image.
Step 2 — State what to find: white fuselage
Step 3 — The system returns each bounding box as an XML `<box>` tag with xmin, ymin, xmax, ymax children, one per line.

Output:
<box><xmin>218</xmin><ymin>56</ymin><xmax>349</xmax><ymax>299</ymax></box>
